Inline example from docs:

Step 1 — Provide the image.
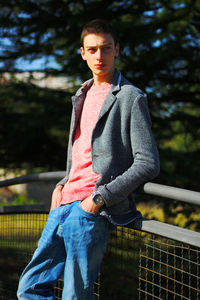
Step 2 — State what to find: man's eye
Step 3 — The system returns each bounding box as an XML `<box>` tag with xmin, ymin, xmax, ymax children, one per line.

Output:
<box><xmin>88</xmin><ymin>48</ymin><xmax>96</xmax><ymax>52</ymax></box>
<box><xmin>103</xmin><ymin>47</ymin><xmax>111</xmax><ymax>51</ymax></box>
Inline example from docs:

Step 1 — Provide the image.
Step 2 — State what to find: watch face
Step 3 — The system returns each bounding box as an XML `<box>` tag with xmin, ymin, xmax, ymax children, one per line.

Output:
<box><xmin>93</xmin><ymin>194</ymin><xmax>104</xmax><ymax>205</ymax></box>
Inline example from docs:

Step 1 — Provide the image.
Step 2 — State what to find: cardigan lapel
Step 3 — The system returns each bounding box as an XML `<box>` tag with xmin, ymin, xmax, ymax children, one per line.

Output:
<box><xmin>71</xmin><ymin>79</ymin><xmax>94</xmax><ymax>139</ymax></box>
<box><xmin>97</xmin><ymin>91</ymin><xmax>117</xmax><ymax>121</ymax></box>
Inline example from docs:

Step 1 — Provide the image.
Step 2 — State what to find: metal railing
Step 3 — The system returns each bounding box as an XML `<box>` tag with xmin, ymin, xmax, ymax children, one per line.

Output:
<box><xmin>0</xmin><ymin>172</ymin><xmax>200</xmax><ymax>300</ymax></box>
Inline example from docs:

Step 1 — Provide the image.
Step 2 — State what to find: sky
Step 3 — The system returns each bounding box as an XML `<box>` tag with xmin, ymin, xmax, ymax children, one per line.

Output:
<box><xmin>14</xmin><ymin>56</ymin><xmax>61</xmax><ymax>71</ymax></box>
<box><xmin>0</xmin><ymin>36</ymin><xmax>61</xmax><ymax>71</ymax></box>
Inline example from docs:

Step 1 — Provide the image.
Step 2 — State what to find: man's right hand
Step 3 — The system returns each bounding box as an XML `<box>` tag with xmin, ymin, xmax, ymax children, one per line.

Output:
<box><xmin>50</xmin><ymin>185</ymin><xmax>63</xmax><ymax>211</ymax></box>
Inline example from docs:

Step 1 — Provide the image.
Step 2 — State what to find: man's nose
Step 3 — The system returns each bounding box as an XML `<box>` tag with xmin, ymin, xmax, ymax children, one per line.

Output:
<box><xmin>96</xmin><ymin>48</ymin><xmax>103</xmax><ymax>60</ymax></box>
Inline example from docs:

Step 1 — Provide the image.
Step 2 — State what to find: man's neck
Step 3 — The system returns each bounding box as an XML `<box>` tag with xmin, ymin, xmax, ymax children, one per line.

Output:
<box><xmin>93</xmin><ymin>68</ymin><xmax>115</xmax><ymax>86</ymax></box>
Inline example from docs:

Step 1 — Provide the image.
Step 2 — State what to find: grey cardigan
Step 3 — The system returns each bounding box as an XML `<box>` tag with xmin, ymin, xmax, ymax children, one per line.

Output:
<box><xmin>58</xmin><ymin>69</ymin><xmax>160</xmax><ymax>225</ymax></box>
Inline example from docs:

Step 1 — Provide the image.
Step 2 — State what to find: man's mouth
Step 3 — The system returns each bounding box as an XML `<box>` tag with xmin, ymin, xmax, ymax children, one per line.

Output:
<box><xmin>95</xmin><ymin>64</ymin><xmax>105</xmax><ymax>69</ymax></box>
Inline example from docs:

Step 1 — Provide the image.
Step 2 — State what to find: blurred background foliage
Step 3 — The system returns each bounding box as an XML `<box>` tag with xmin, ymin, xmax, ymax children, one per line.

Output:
<box><xmin>0</xmin><ymin>0</ymin><xmax>200</xmax><ymax>192</ymax></box>
<box><xmin>0</xmin><ymin>82</ymin><xmax>72</xmax><ymax>171</ymax></box>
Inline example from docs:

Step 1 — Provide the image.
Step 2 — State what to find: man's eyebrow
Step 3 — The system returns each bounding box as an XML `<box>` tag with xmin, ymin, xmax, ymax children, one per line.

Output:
<box><xmin>86</xmin><ymin>42</ymin><xmax>113</xmax><ymax>49</ymax></box>
<box><xmin>86</xmin><ymin>46</ymin><xmax>96</xmax><ymax>49</ymax></box>
<box><xmin>101</xmin><ymin>43</ymin><xmax>112</xmax><ymax>47</ymax></box>
<box><xmin>102</xmin><ymin>42</ymin><xmax>113</xmax><ymax>45</ymax></box>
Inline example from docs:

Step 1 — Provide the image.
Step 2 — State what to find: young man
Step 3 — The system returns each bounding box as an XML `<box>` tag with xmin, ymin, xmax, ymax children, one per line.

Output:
<box><xmin>17</xmin><ymin>19</ymin><xmax>160</xmax><ymax>300</ymax></box>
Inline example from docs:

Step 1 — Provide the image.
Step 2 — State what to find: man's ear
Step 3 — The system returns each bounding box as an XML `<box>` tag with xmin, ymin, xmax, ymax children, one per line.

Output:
<box><xmin>115</xmin><ymin>43</ymin><xmax>120</xmax><ymax>57</ymax></box>
<box><xmin>80</xmin><ymin>47</ymin><xmax>86</xmax><ymax>60</ymax></box>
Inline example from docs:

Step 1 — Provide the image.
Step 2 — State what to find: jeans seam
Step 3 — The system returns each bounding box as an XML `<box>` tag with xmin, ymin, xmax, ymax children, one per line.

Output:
<box><xmin>30</xmin><ymin>257</ymin><xmax>55</xmax><ymax>299</ymax></box>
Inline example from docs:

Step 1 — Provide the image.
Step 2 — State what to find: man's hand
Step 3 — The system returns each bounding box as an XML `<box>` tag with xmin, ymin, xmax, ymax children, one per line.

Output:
<box><xmin>80</xmin><ymin>195</ymin><xmax>100</xmax><ymax>213</ymax></box>
<box><xmin>50</xmin><ymin>185</ymin><xmax>63</xmax><ymax>211</ymax></box>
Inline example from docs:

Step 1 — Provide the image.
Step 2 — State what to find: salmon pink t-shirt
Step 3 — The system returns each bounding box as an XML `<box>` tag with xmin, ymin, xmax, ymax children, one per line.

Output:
<box><xmin>60</xmin><ymin>82</ymin><xmax>111</xmax><ymax>205</ymax></box>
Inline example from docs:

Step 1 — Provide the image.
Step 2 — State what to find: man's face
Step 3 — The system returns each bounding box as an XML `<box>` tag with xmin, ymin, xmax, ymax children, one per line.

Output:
<box><xmin>80</xmin><ymin>33</ymin><xmax>119</xmax><ymax>82</ymax></box>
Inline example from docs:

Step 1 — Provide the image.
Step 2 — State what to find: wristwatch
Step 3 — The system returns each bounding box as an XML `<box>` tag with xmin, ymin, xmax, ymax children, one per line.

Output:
<box><xmin>92</xmin><ymin>191</ymin><xmax>105</xmax><ymax>207</ymax></box>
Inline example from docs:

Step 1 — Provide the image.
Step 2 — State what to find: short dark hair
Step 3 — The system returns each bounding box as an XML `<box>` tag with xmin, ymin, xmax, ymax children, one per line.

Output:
<box><xmin>81</xmin><ymin>19</ymin><xmax>117</xmax><ymax>46</ymax></box>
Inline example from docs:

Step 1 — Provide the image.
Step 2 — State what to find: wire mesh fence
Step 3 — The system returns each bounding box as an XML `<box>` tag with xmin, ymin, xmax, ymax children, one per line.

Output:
<box><xmin>0</xmin><ymin>212</ymin><xmax>48</xmax><ymax>300</ymax></box>
<box><xmin>138</xmin><ymin>234</ymin><xmax>200</xmax><ymax>300</ymax></box>
<box><xmin>0</xmin><ymin>210</ymin><xmax>199</xmax><ymax>300</ymax></box>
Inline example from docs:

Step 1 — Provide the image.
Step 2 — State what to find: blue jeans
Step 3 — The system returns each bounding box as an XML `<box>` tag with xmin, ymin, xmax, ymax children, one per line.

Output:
<box><xmin>17</xmin><ymin>201</ymin><xmax>113</xmax><ymax>300</ymax></box>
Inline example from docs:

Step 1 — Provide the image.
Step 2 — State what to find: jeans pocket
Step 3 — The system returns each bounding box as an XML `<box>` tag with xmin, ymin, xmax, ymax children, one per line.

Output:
<box><xmin>77</xmin><ymin>201</ymin><xmax>99</xmax><ymax>219</ymax></box>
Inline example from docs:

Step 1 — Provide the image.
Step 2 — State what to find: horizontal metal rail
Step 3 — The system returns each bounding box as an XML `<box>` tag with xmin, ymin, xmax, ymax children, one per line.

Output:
<box><xmin>140</xmin><ymin>182</ymin><xmax>200</xmax><ymax>206</ymax></box>
<box><xmin>132</xmin><ymin>218</ymin><xmax>200</xmax><ymax>248</ymax></box>
<box><xmin>0</xmin><ymin>171</ymin><xmax>66</xmax><ymax>187</ymax></box>
<box><xmin>0</xmin><ymin>204</ymin><xmax>49</xmax><ymax>214</ymax></box>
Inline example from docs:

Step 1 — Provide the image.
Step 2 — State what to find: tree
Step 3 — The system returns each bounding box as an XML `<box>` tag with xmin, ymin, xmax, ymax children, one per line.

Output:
<box><xmin>0</xmin><ymin>80</ymin><xmax>72</xmax><ymax>171</ymax></box>
<box><xmin>0</xmin><ymin>0</ymin><xmax>200</xmax><ymax>189</ymax></box>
